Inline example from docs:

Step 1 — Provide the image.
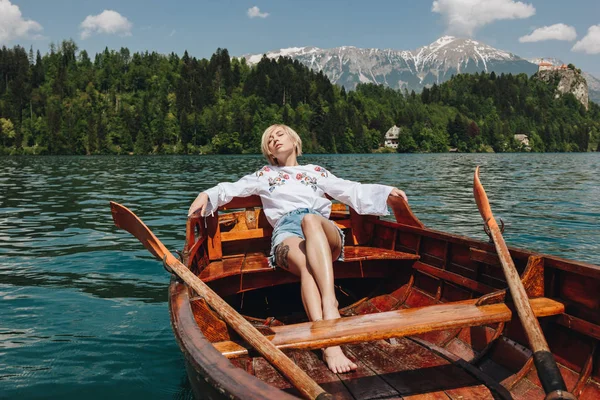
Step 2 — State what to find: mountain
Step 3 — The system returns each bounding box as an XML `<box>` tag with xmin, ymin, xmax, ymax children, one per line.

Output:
<box><xmin>584</xmin><ymin>73</ymin><xmax>600</xmax><ymax>104</ymax></box>
<box><xmin>242</xmin><ymin>36</ymin><xmax>537</xmax><ymax>92</ymax></box>
<box><xmin>242</xmin><ymin>37</ymin><xmax>599</xmax><ymax>104</ymax></box>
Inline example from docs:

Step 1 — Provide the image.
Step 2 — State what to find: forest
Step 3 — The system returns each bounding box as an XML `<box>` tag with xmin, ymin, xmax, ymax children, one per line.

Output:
<box><xmin>0</xmin><ymin>40</ymin><xmax>598</xmax><ymax>155</ymax></box>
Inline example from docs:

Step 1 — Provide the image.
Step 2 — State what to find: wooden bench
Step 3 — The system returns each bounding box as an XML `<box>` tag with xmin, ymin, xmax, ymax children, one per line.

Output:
<box><xmin>213</xmin><ymin>297</ymin><xmax>564</xmax><ymax>358</ymax></box>
<box><xmin>188</xmin><ymin>195</ymin><xmax>421</xmax><ymax>285</ymax></box>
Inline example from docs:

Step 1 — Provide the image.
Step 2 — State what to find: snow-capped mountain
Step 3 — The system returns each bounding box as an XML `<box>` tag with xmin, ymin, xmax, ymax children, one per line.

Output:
<box><xmin>242</xmin><ymin>36</ymin><xmax>537</xmax><ymax>92</ymax></box>
<box><xmin>242</xmin><ymin>37</ymin><xmax>599</xmax><ymax>104</ymax></box>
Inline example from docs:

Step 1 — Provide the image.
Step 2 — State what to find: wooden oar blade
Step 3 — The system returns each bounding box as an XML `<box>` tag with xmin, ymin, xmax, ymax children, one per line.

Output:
<box><xmin>110</xmin><ymin>201</ymin><xmax>330</xmax><ymax>399</ymax></box>
<box><xmin>473</xmin><ymin>166</ymin><xmax>493</xmax><ymax>221</ymax></box>
<box><xmin>471</xmin><ymin>170</ymin><xmax>574</xmax><ymax>399</ymax></box>
<box><xmin>110</xmin><ymin>201</ymin><xmax>169</xmax><ymax>261</ymax></box>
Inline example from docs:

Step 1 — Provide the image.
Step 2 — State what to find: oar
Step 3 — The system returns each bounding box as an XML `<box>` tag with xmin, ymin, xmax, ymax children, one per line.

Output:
<box><xmin>110</xmin><ymin>201</ymin><xmax>331</xmax><ymax>400</ymax></box>
<box><xmin>473</xmin><ymin>168</ymin><xmax>575</xmax><ymax>400</ymax></box>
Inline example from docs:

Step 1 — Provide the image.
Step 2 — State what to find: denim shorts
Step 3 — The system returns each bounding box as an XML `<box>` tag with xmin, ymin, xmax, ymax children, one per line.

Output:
<box><xmin>268</xmin><ymin>208</ymin><xmax>345</xmax><ymax>269</ymax></box>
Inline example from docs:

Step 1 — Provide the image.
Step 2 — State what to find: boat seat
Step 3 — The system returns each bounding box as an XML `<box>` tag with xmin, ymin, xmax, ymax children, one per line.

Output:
<box><xmin>199</xmin><ymin>246</ymin><xmax>421</xmax><ymax>282</ymax></box>
<box><xmin>212</xmin><ymin>297</ymin><xmax>565</xmax><ymax>359</ymax></box>
<box><xmin>188</xmin><ymin>195</ymin><xmax>421</xmax><ymax>285</ymax></box>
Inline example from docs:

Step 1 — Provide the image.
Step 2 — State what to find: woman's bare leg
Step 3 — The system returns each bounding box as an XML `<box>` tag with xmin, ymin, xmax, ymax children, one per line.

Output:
<box><xmin>278</xmin><ymin>233</ymin><xmax>356</xmax><ymax>373</ymax></box>
<box><xmin>301</xmin><ymin>213</ymin><xmax>357</xmax><ymax>373</ymax></box>
<box><xmin>275</xmin><ymin>237</ymin><xmax>323</xmax><ymax>321</ymax></box>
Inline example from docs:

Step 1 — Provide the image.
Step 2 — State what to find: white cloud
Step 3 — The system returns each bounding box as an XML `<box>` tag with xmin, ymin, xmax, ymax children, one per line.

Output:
<box><xmin>519</xmin><ymin>23</ymin><xmax>577</xmax><ymax>43</ymax></box>
<box><xmin>80</xmin><ymin>10</ymin><xmax>132</xmax><ymax>40</ymax></box>
<box><xmin>0</xmin><ymin>0</ymin><xmax>43</xmax><ymax>44</ymax></box>
<box><xmin>247</xmin><ymin>6</ymin><xmax>269</xmax><ymax>19</ymax></box>
<box><xmin>572</xmin><ymin>25</ymin><xmax>600</xmax><ymax>54</ymax></box>
<box><xmin>432</xmin><ymin>0</ymin><xmax>535</xmax><ymax>37</ymax></box>
<box><xmin>169</xmin><ymin>29</ymin><xmax>176</xmax><ymax>37</ymax></box>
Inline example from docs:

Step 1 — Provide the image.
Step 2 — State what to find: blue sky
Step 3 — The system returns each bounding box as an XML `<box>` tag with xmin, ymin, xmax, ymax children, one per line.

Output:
<box><xmin>2</xmin><ymin>0</ymin><xmax>599</xmax><ymax>76</ymax></box>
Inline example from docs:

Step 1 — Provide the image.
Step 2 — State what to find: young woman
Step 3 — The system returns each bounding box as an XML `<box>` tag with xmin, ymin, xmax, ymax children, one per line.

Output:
<box><xmin>188</xmin><ymin>124</ymin><xmax>407</xmax><ymax>373</ymax></box>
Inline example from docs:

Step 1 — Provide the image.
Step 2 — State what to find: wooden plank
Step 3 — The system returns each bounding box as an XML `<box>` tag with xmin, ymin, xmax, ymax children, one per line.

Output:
<box><xmin>206</xmin><ymin>214</ymin><xmax>222</xmax><ymax>260</ymax></box>
<box><xmin>296</xmin><ymin>346</ymin><xmax>400</xmax><ymax>400</ymax></box>
<box><xmin>508</xmin><ymin>377</ymin><xmax>546</xmax><ymax>400</ymax></box>
<box><xmin>545</xmin><ymin>256</ymin><xmax>600</xmax><ymax>280</ymax></box>
<box><xmin>343</xmin><ymin>247</ymin><xmax>420</xmax><ymax>262</ymax></box>
<box><xmin>350</xmin><ymin>208</ymin><xmax>376</xmax><ymax>245</ymax></box>
<box><xmin>413</xmin><ymin>261</ymin><xmax>496</xmax><ymax>294</ymax></box>
<box><xmin>201</xmin><ymin>247</ymin><xmax>419</xmax><ymax>283</ymax></box>
<box><xmin>409</xmin><ymin>336</ymin><xmax>512</xmax><ymax>400</ymax></box>
<box><xmin>213</xmin><ymin>298</ymin><xmax>564</xmax><ymax>358</ymax></box>
<box><xmin>339</xmin><ymin>342</ymin><xmax>404</xmax><ymax>399</ymax></box>
<box><xmin>376</xmin><ymin>219</ymin><xmax>535</xmax><ymax>262</ymax></box>
<box><xmin>186</xmin><ymin>235</ymin><xmax>206</xmax><ymax>266</ymax></box>
<box><xmin>346</xmin><ymin>339</ymin><xmax>447</xmax><ymax>397</ymax></box>
<box><xmin>402</xmin><ymin>392</ymin><xmax>449</xmax><ymax>399</ymax></box>
<box><xmin>199</xmin><ymin>256</ymin><xmax>244</xmax><ymax>281</ymax></box>
<box><xmin>470</xmin><ymin>247</ymin><xmax>501</xmax><ymax>267</ymax></box>
<box><xmin>252</xmin><ymin>355</ymin><xmax>295</xmax><ymax>391</ymax></box>
<box><xmin>290</xmin><ymin>350</ymin><xmax>356</xmax><ymax>400</ymax></box>
<box><xmin>444</xmin><ymin>385</ymin><xmax>495</xmax><ymax>399</ymax></box>
<box><xmin>221</xmin><ymin>228</ymin><xmax>272</xmax><ymax>242</ymax></box>
<box><xmin>334</xmin><ymin>219</ymin><xmax>351</xmax><ymax>229</ymax></box>
<box><xmin>347</xmin><ymin>338</ymin><xmax>476</xmax><ymax>397</ymax></box>
<box><xmin>555</xmin><ymin>314</ymin><xmax>600</xmax><ymax>340</ymax></box>
<box><xmin>220</xmin><ymin>195</ymin><xmax>261</xmax><ymax>210</ymax></box>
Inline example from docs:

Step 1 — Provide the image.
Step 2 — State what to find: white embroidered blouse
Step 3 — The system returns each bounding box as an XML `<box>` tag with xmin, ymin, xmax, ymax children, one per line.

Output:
<box><xmin>203</xmin><ymin>164</ymin><xmax>394</xmax><ymax>227</ymax></box>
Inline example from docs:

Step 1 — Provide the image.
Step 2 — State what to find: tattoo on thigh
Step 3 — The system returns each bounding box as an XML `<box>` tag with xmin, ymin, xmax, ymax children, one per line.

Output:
<box><xmin>275</xmin><ymin>244</ymin><xmax>290</xmax><ymax>269</ymax></box>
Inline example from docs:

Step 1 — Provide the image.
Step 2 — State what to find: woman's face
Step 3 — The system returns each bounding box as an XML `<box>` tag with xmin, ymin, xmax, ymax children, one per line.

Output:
<box><xmin>267</xmin><ymin>129</ymin><xmax>295</xmax><ymax>158</ymax></box>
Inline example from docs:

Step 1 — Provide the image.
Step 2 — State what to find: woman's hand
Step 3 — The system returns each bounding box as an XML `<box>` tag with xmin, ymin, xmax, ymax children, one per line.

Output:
<box><xmin>388</xmin><ymin>188</ymin><xmax>408</xmax><ymax>203</ymax></box>
<box><xmin>188</xmin><ymin>192</ymin><xmax>209</xmax><ymax>217</ymax></box>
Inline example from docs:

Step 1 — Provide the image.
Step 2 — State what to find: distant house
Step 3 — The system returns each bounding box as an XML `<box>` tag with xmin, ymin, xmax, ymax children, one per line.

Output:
<box><xmin>384</xmin><ymin>125</ymin><xmax>401</xmax><ymax>149</ymax></box>
<box><xmin>514</xmin><ymin>134</ymin><xmax>530</xmax><ymax>150</ymax></box>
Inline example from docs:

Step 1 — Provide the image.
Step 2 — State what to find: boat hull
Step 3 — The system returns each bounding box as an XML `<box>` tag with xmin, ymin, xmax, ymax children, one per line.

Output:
<box><xmin>169</xmin><ymin>198</ymin><xmax>600</xmax><ymax>399</ymax></box>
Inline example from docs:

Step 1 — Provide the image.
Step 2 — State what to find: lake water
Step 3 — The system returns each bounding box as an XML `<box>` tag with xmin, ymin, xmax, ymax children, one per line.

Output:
<box><xmin>1</xmin><ymin>153</ymin><xmax>599</xmax><ymax>399</ymax></box>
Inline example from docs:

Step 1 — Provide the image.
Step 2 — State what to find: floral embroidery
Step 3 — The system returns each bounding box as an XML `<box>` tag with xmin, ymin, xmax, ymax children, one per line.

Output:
<box><xmin>314</xmin><ymin>166</ymin><xmax>329</xmax><ymax>178</ymax></box>
<box><xmin>256</xmin><ymin>166</ymin><xmax>272</xmax><ymax>177</ymax></box>
<box><xmin>296</xmin><ymin>172</ymin><xmax>318</xmax><ymax>191</ymax></box>
<box><xmin>268</xmin><ymin>171</ymin><xmax>288</xmax><ymax>192</ymax></box>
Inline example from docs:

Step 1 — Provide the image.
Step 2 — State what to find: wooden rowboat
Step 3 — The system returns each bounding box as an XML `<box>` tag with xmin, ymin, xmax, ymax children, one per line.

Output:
<box><xmin>158</xmin><ymin>191</ymin><xmax>600</xmax><ymax>400</ymax></box>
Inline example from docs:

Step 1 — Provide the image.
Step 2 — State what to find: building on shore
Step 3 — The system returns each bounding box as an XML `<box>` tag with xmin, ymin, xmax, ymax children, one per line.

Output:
<box><xmin>514</xmin><ymin>134</ymin><xmax>531</xmax><ymax>150</ymax></box>
<box><xmin>384</xmin><ymin>125</ymin><xmax>401</xmax><ymax>149</ymax></box>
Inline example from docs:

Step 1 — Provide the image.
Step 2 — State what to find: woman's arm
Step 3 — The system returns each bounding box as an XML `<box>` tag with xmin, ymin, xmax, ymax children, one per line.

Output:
<box><xmin>188</xmin><ymin>172</ymin><xmax>260</xmax><ymax>217</ymax></box>
<box><xmin>318</xmin><ymin>168</ymin><xmax>405</xmax><ymax>215</ymax></box>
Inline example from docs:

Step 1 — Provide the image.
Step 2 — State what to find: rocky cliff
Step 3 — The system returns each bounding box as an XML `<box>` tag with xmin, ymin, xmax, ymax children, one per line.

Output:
<box><xmin>536</xmin><ymin>68</ymin><xmax>589</xmax><ymax>110</ymax></box>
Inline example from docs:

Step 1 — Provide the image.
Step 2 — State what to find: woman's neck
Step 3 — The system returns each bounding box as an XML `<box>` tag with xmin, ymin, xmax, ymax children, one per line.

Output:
<box><xmin>277</xmin><ymin>154</ymin><xmax>299</xmax><ymax>167</ymax></box>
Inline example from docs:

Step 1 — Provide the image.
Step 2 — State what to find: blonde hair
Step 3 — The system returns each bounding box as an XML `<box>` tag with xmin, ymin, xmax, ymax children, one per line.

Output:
<box><xmin>260</xmin><ymin>124</ymin><xmax>303</xmax><ymax>166</ymax></box>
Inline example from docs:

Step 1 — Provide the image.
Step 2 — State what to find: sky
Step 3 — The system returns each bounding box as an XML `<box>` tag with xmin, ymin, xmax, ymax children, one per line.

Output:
<box><xmin>2</xmin><ymin>0</ymin><xmax>599</xmax><ymax>77</ymax></box>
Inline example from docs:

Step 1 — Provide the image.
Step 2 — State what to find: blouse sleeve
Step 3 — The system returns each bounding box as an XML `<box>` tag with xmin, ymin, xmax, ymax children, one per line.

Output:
<box><xmin>202</xmin><ymin>172</ymin><xmax>261</xmax><ymax>215</ymax></box>
<box><xmin>317</xmin><ymin>168</ymin><xmax>394</xmax><ymax>216</ymax></box>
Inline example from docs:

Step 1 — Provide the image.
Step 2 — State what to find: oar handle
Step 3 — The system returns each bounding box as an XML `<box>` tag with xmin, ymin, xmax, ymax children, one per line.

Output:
<box><xmin>473</xmin><ymin>169</ymin><xmax>575</xmax><ymax>400</ymax></box>
<box><xmin>110</xmin><ymin>202</ymin><xmax>331</xmax><ymax>400</ymax></box>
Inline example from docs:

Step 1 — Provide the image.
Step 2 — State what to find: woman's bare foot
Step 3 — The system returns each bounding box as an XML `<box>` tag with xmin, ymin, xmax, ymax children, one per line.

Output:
<box><xmin>322</xmin><ymin>346</ymin><xmax>358</xmax><ymax>373</ymax></box>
